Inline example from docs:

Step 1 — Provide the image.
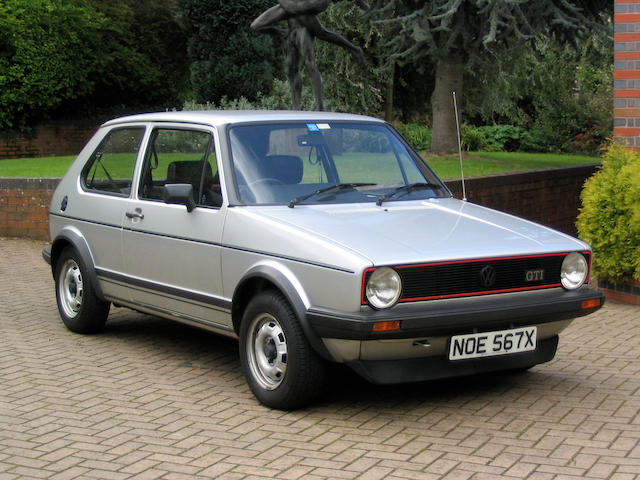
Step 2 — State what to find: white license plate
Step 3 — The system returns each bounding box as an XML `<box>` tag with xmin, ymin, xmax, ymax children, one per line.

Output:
<box><xmin>449</xmin><ymin>326</ymin><xmax>537</xmax><ymax>361</ymax></box>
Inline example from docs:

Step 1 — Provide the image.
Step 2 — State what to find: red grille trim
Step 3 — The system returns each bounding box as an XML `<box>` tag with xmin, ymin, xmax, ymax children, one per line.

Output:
<box><xmin>361</xmin><ymin>252</ymin><xmax>591</xmax><ymax>306</ymax></box>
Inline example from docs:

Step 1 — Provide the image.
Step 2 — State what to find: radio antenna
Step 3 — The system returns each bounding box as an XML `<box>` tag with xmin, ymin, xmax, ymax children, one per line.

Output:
<box><xmin>453</xmin><ymin>91</ymin><xmax>467</xmax><ymax>201</ymax></box>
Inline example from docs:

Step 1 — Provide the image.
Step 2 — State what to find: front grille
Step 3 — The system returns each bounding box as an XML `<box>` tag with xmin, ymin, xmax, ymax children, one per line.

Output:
<box><xmin>362</xmin><ymin>253</ymin><xmax>584</xmax><ymax>304</ymax></box>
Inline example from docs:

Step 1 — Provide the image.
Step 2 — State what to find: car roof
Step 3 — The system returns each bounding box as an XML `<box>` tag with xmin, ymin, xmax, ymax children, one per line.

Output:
<box><xmin>102</xmin><ymin>110</ymin><xmax>386</xmax><ymax>128</ymax></box>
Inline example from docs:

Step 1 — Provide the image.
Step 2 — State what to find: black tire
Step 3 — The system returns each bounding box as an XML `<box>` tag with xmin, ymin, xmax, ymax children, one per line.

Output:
<box><xmin>54</xmin><ymin>247</ymin><xmax>110</xmax><ymax>334</ymax></box>
<box><xmin>239</xmin><ymin>290</ymin><xmax>326</xmax><ymax>410</ymax></box>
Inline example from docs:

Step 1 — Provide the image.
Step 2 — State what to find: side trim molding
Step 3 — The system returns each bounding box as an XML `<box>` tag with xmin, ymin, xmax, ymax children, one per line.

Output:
<box><xmin>103</xmin><ymin>294</ymin><xmax>237</xmax><ymax>338</ymax></box>
<box><xmin>96</xmin><ymin>268</ymin><xmax>232</xmax><ymax>311</ymax></box>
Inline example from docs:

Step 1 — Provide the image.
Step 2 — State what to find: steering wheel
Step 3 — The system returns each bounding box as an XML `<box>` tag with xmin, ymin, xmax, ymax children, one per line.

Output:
<box><xmin>247</xmin><ymin>177</ymin><xmax>284</xmax><ymax>188</ymax></box>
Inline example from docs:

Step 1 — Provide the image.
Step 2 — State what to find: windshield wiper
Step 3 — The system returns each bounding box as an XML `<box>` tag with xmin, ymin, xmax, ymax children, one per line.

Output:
<box><xmin>288</xmin><ymin>183</ymin><xmax>375</xmax><ymax>208</ymax></box>
<box><xmin>376</xmin><ymin>182</ymin><xmax>443</xmax><ymax>206</ymax></box>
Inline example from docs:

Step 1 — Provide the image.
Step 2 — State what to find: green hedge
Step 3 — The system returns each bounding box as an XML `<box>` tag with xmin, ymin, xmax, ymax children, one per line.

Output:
<box><xmin>393</xmin><ymin>124</ymin><xmax>432</xmax><ymax>151</ymax></box>
<box><xmin>577</xmin><ymin>143</ymin><xmax>640</xmax><ymax>283</ymax></box>
<box><xmin>392</xmin><ymin>124</ymin><xmax>537</xmax><ymax>153</ymax></box>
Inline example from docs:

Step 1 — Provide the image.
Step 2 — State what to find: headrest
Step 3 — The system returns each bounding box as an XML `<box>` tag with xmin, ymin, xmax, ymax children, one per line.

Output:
<box><xmin>166</xmin><ymin>160</ymin><xmax>212</xmax><ymax>184</ymax></box>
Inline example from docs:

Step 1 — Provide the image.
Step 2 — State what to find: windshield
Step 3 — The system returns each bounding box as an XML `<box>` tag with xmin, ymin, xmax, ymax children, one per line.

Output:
<box><xmin>228</xmin><ymin>122</ymin><xmax>449</xmax><ymax>205</ymax></box>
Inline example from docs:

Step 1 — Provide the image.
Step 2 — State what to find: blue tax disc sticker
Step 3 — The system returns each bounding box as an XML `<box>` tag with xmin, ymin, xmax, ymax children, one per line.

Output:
<box><xmin>306</xmin><ymin>123</ymin><xmax>320</xmax><ymax>132</ymax></box>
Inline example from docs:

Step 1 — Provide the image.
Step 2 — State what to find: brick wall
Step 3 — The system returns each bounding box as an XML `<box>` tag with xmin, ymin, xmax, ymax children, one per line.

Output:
<box><xmin>1</xmin><ymin>164</ymin><xmax>599</xmax><ymax>242</ymax></box>
<box><xmin>444</xmin><ymin>164</ymin><xmax>600</xmax><ymax>238</ymax></box>
<box><xmin>614</xmin><ymin>0</ymin><xmax>640</xmax><ymax>149</ymax></box>
<box><xmin>0</xmin><ymin>123</ymin><xmax>97</xmax><ymax>159</ymax></box>
<box><xmin>0</xmin><ymin>178</ymin><xmax>60</xmax><ymax>240</ymax></box>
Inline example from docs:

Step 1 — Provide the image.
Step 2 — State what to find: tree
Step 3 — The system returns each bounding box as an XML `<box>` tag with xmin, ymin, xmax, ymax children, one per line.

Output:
<box><xmin>83</xmin><ymin>0</ymin><xmax>188</xmax><ymax>113</ymax></box>
<box><xmin>465</xmin><ymin>32</ymin><xmax>612</xmax><ymax>154</ymax></box>
<box><xmin>177</xmin><ymin>0</ymin><xmax>280</xmax><ymax>104</ymax></box>
<box><xmin>313</xmin><ymin>1</ymin><xmax>386</xmax><ymax>115</ymax></box>
<box><xmin>0</xmin><ymin>0</ymin><xmax>188</xmax><ymax>129</ymax></box>
<box><xmin>0</xmin><ymin>0</ymin><xmax>103</xmax><ymax>129</ymax></box>
<box><xmin>312</xmin><ymin>1</ymin><xmax>433</xmax><ymax>120</ymax></box>
<box><xmin>370</xmin><ymin>0</ymin><xmax>611</xmax><ymax>153</ymax></box>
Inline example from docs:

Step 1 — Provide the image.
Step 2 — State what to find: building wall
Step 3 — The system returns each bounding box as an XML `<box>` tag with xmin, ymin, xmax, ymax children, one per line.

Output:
<box><xmin>615</xmin><ymin>0</ymin><xmax>640</xmax><ymax>149</ymax></box>
<box><xmin>1</xmin><ymin>164</ymin><xmax>599</xmax><ymax>242</ymax></box>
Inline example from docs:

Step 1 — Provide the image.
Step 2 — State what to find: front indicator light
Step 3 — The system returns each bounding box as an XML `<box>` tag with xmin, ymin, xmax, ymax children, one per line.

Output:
<box><xmin>581</xmin><ymin>298</ymin><xmax>601</xmax><ymax>309</ymax></box>
<box><xmin>372</xmin><ymin>320</ymin><xmax>401</xmax><ymax>332</ymax></box>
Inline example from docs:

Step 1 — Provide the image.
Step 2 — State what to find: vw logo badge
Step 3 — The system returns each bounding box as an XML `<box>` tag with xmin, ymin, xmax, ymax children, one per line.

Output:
<box><xmin>479</xmin><ymin>265</ymin><xmax>496</xmax><ymax>288</ymax></box>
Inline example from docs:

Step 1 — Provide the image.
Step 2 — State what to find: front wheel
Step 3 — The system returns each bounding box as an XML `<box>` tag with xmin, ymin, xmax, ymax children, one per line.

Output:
<box><xmin>55</xmin><ymin>247</ymin><xmax>110</xmax><ymax>334</ymax></box>
<box><xmin>239</xmin><ymin>291</ymin><xmax>325</xmax><ymax>410</ymax></box>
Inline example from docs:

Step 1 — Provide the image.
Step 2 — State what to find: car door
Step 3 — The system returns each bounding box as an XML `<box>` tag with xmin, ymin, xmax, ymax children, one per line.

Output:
<box><xmin>76</xmin><ymin>125</ymin><xmax>146</xmax><ymax>291</ymax></box>
<box><xmin>120</xmin><ymin>124</ymin><xmax>230</xmax><ymax>331</ymax></box>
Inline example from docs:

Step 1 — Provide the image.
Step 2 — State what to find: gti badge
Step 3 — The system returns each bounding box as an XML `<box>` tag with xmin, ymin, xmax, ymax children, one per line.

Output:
<box><xmin>525</xmin><ymin>269</ymin><xmax>544</xmax><ymax>282</ymax></box>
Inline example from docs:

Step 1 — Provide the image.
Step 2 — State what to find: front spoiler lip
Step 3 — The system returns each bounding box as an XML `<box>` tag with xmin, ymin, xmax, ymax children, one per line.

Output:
<box><xmin>346</xmin><ymin>336</ymin><xmax>560</xmax><ymax>385</ymax></box>
<box><xmin>307</xmin><ymin>287</ymin><xmax>604</xmax><ymax>341</ymax></box>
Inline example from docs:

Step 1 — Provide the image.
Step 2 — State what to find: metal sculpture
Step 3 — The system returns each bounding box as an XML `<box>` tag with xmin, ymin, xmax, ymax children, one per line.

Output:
<box><xmin>251</xmin><ymin>0</ymin><xmax>368</xmax><ymax>110</ymax></box>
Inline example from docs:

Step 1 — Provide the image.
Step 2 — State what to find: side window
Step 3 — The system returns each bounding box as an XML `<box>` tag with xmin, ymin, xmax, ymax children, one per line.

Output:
<box><xmin>82</xmin><ymin>128</ymin><xmax>144</xmax><ymax>196</ymax></box>
<box><xmin>139</xmin><ymin>128</ymin><xmax>222</xmax><ymax>208</ymax></box>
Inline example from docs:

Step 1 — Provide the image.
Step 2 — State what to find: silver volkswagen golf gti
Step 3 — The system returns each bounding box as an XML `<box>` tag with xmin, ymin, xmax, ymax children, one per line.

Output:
<box><xmin>43</xmin><ymin>111</ymin><xmax>604</xmax><ymax>409</ymax></box>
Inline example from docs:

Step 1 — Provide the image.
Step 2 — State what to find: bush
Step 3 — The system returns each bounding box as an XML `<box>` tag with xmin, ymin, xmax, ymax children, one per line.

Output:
<box><xmin>565</xmin><ymin>124</ymin><xmax>610</xmax><ymax>156</ymax></box>
<box><xmin>465</xmin><ymin>34</ymin><xmax>613</xmax><ymax>155</ymax></box>
<box><xmin>177</xmin><ymin>0</ymin><xmax>279</xmax><ymax>104</ymax></box>
<box><xmin>0</xmin><ymin>0</ymin><xmax>189</xmax><ymax>129</ymax></box>
<box><xmin>0</xmin><ymin>0</ymin><xmax>103</xmax><ymax>129</ymax></box>
<box><xmin>393</xmin><ymin>124</ymin><xmax>432</xmax><ymax>151</ymax></box>
<box><xmin>476</xmin><ymin>125</ymin><xmax>533</xmax><ymax>152</ymax></box>
<box><xmin>577</xmin><ymin>143</ymin><xmax>640</xmax><ymax>282</ymax></box>
<box><xmin>461</xmin><ymin>125</ymin><xmax>489</xmax><ymax>151</ymax></box>
<box><xmin>393</xmin><ymin>124</ymin><xmax>525</xmax><ymax>153</ymax></box>
<box><xmin>183</xmin><ymin>79</ymin><xmax>316</xmax><ymax>111</ymax></box>
<box><xmin>86</xmin><ymin>0</ymin><xmax>188</xmax><ymax>113</ymax></box>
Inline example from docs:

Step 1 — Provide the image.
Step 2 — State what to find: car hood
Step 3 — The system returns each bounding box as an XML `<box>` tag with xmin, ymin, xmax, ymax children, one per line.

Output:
<box><xmin>248</xmin><ymin>197</ymin><xmax>589</xmax><ymax>266</ymax></box>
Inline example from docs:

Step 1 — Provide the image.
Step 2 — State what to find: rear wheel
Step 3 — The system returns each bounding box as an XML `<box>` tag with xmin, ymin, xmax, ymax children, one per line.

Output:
<box><xmin>239</xmin><ymin>290</ymin><xmax>325</xmax><ymax>410</ymax></box>
<box><xmin>55</xmin><ymin>247</ymin><xmax>109</xmax><ymax>334</ymax></box>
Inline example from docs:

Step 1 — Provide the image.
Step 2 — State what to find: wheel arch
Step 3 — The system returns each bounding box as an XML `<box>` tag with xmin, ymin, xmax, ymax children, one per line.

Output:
<box><xmin>50</xmin><ymin>229</ymin><xmax>106</xmax><ymax>301</ymax></box>
<box><xmin>231</xmin><ymin>263</ymin><xmax>332</xmax><ymax>361</ymax></box>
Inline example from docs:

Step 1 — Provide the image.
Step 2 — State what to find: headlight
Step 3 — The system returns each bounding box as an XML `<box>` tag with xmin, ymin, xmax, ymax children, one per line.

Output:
<box><xmin>366</xmin><ymin>267</ymin><xmax>402</xmax><ymax>309</ymax></box>
<box><xmin>561</xmin><ymin>252</ymin><xmax>588</xmax><ymax>290</ymax></box>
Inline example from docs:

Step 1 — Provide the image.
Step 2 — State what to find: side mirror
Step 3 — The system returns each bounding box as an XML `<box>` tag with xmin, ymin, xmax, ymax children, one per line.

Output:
<box><xmin>163</xmin><ymin>183</ymin><xmax>196</xmax><ymax>212</ymax></box>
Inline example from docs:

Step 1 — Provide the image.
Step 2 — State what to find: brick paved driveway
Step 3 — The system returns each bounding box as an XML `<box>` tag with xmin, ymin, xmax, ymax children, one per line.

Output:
<box><xmin>1</xmin><ymin>238</ymin><xmax>639</xmax><ymax>480</ymax></box>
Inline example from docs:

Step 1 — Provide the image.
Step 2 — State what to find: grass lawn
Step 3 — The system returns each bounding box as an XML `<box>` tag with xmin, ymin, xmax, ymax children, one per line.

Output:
<box><xmin>0</xmin><ymin>151</ymin><xmax>600</xmax><ymax>180</ymax></box>
<box><xmin>422</xmin><ymin>151</ymin><xmax>600</xmax><ymax>179</ymax></box>
<box><xmin>0</xmin><ymin>155</ymin><xmax>76</xmax><ymax>178</ymax></box>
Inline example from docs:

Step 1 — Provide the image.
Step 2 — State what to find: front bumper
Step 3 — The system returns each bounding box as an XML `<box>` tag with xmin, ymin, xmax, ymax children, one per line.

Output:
<box><xmin>306</xmin><ymin>287</ymin><xmax>603</xmax><ymax>382</ymax></box>
<box><xmin>307</xmin><ymin>286</ymin><xmax>604</xmax><ymax>341</ymax></box>
<box><xmin>42</xmin><ymin>247</ymin><xmax>52</xmax><ymax>266</ymax></box>
<box><xmin>347</xmin><ymin>335</ymin><xmax>559</xmax><ymax>384</ymax></box>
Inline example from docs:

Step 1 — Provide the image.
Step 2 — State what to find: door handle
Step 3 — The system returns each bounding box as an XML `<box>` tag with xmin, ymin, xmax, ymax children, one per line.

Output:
<box><xmin>126</xmin><ymin>208</ymin><xmax>144</xmax><ymax>220</ymax></box>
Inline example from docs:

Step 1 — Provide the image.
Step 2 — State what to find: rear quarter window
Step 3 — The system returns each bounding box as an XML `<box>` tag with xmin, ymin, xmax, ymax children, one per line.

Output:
<box><xmin>81</xmin><ymin>127</ymin><xmax>145</xmax><ymax>196</ymax></box>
